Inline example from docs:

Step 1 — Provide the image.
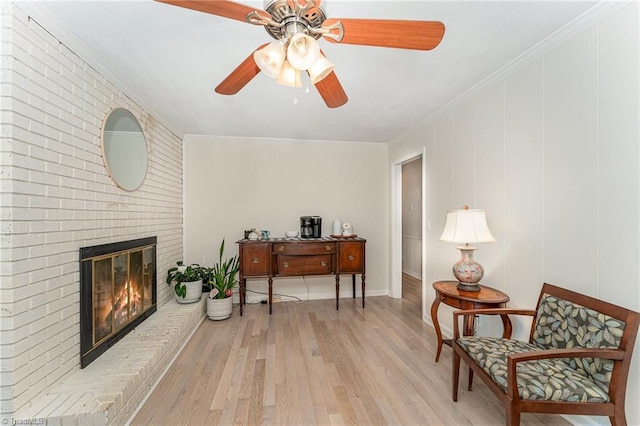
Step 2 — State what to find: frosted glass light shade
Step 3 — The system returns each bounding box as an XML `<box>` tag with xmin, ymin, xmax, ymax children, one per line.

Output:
<box><xmin>253</xmin><ymin>41</ymin><xmax>286</xmax><ymax>78</ymax></box>
<box><xmin>308</xmin><ymin>54</ymin><xmax>334</xmax><ymax>84</ymax></box>
<box><xmin>276</xmin><ymin>60</ymin><xmax>301</xmax><ymax>87</ymax></box>
<box><xmin>287</xmin><ymin>33</ymin><xmax>320</xmax><ymax>70</ymax></box>
<box><xmin>439</xmin><ymin>209</ymin><xmax>495</xmax><ymax>244</ymax></box>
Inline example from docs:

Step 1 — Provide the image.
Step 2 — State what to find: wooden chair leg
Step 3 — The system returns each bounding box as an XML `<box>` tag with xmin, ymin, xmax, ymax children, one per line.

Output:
<box><xmin>467</xmin><ymin>367</ymin><xmax>474</xmax><ymax>391</ymax></box>
<box><xmin>506</xmin><ymin>402</ymin><xmax>520</xmax><ymax>426</ymax></box>
<box><xmin>452</xmin><ymin>349</ymin><xmax>460</xmax><ymax>402</ymax></box>
<box><xmin>610</xmin><ymin>402</ymin><xmax>627</xmax><ymax>426</ymax></box>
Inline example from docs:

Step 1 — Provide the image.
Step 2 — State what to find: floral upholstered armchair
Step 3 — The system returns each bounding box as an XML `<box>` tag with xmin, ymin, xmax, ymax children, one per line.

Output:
<box><xmin>451</xmin><ymin>283</ymin><xmax>639</xmax><ymax>426</ymax></box>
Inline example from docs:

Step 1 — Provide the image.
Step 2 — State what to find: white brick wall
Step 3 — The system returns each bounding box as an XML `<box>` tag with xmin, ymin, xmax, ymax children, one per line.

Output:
<box><xmin>0</xmin><ymin>3</ymin><xmax>184</xmax><ymax>416</ymax></box>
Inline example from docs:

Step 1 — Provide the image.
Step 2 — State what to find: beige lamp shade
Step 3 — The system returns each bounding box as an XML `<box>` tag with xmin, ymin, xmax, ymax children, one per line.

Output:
<box><xmin>254</xmin><ymin>41</ymin><xmax>286</xmax><ymax>79</ymax></box>
<box><xmin>308</xmin><ymin>53</ymin><xmax>334</xmax><ymax>84</ymax></box>
<box><xmin>439</xmin><ymin>209</ymin><xmax>495</xmax><ymax>245</ymax></box>
<box><xmin>287</xmin><ymin>33</ymin><xmax>320</xmax><ymax>70</ymax></box>
<box><xmin>276</xmin><ymin>60</ymin><xmax>302</xmax><ymax>87</ymax></box>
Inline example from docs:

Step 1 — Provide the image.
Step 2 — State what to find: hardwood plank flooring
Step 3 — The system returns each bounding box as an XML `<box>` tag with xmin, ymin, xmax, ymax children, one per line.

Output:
<box><xmin>131</xmin><ymin>290</ymin><xmax>570</xmax><ymax>425</ymax></box>
<box><xmin>401</xmin><ymin>273</ymin><xmax>422</xmax><ymax>314</ymax></box>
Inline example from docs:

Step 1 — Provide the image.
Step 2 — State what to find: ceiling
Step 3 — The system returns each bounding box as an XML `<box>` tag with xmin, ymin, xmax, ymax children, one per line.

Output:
<box><xmin>20</xmin><ymin>0</ymin><xmax>603</xmax><ymax>143</ymax></box>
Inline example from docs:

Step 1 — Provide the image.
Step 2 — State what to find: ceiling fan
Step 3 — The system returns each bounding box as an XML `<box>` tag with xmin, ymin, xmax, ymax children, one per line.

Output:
<box><xmin>156</xmin><ymin>0</ymin><xmax>445</xmax><ymax>108</ymax></box>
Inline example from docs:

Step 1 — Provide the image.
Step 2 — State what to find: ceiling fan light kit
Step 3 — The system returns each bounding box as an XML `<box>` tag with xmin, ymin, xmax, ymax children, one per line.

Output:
<box><xmin>156</xmin><ymin>0</ymin><xmax>446</xmax><ymax>108</ymax></box>
<box><xmin>286</xmin><ymin>33</ymin><xmax>321</xmax><ymax>70</ymax></box>
<box><xmin>307</xmin><ymin>53</ymin><xmax>334</xmax><ymax>85</ymax></box>
<box><xmin>276</xmin><ymin>60</ymin><xmax>302</xmax><ymax>88</ymax></box>
<box><xmin>253</xmin><ymin>40</ymin><xmax>286</xmax><ymax>78</ymax></box>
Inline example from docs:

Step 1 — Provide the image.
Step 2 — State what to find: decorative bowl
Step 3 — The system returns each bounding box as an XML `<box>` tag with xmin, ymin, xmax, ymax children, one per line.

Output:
<box><xmin>285</xmin><ymin>230</ymin><xmax>299</xmax><ymax>238</ymax></box>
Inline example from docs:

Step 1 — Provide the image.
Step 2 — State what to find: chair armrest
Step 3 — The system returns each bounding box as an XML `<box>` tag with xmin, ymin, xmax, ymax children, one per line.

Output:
<box><xmin>452</xmin><ymin>308</ymin><xmax>537</xmax><ymax>339</ymax></box>
<box><xmin>505</xmin><ymin>348</ymin><xmax>626</xmax><ymax>398</ymax></box>
<box><xmin>509</xmin><ymin>347</ymin><xmax>625</xmax><ymax>363</ymax></box>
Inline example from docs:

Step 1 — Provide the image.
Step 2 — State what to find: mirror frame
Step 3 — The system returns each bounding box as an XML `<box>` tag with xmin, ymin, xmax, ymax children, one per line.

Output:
<box><xmin>100</xmin><ymin>107</ymin><xmax>148</xmax><ymax>192</ymax></box>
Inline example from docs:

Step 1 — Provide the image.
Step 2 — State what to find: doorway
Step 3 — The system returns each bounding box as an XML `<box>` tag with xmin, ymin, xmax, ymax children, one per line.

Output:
<box><xmin>401</xmin><ymin>157</ymin><xmax>423</xmax><ymax>313</ymax></box>
<box><xmin>390</xmin><ymin>148</ymin><xmax>426</xmax><ymax>316</ymax></box>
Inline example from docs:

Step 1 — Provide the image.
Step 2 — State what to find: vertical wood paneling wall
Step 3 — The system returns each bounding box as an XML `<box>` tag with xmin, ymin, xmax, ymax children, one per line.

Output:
<box><xmin>389</xmin><ymin>4</ymin><xmax>639</xmax><ymax>425</ymax></box>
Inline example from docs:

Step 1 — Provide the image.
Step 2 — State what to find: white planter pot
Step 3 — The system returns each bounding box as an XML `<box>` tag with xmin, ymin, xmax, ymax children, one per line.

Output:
<box><xmin>175</xmin><ymin>279</ymin><xmax>203</xmax><ymax>304</ymax></box>
<box><xmin>207</xmin><ymin>296</ymin><xmax>232</xmax><ymax>320</ymax></box>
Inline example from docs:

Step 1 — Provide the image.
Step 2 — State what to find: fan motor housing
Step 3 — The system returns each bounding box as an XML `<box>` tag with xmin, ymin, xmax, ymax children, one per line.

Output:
<box><xmin>263</xmin><ymin>0</ymin><xmax>326</xmax><ymax>40</ymax></box>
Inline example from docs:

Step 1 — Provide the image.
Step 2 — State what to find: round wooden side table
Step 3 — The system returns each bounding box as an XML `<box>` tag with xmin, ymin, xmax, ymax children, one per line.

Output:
<box><xmin>431</xmin><ymin>280</ymin><xmax>510</xmax><ymax>362</ymax></box>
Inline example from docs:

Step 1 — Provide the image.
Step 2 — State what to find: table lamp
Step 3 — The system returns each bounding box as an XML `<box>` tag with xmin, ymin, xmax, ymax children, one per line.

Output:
<box><xmin>439</xmin><ymin>205</ymin><xmax>495</xmax><ymax>292</ymax></box>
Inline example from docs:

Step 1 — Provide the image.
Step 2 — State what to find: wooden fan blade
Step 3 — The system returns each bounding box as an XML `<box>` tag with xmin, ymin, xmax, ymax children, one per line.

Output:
<box><xmin>322</xmin><ymin>18</ymin><xmax>445</xmax><ymax>51</ymax></box>
<box><xmin>215</xmin><ymin>44</ymin><xmax>266</xmax><ymax>95</ymax></box>
<box><xmin>155</xmin><ymin>0</ymin><xmax>268</xmax><ymax>24</ymax></box>
<box><xmin>314</xmin><ymin>71</ymin><xmax>348</xmax><ymax>108</ymax></box>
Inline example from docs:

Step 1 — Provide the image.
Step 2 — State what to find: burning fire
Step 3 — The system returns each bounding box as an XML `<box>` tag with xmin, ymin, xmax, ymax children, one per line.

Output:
<box><xmin>84</xmin><ymin>242</ymin><xmax>157</xmax><ymax>367</ymax></box>
<box><xmin>114</xmin><ymin>280</ymin><xmax>143</xmax><ymax>329</ymax></box>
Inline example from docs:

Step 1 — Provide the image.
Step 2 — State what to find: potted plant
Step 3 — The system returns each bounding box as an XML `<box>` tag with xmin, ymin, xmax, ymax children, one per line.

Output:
<box><xmin>204</xmin><ymin>239</ymin><xmax>239</xmax><ymax>320</ymax></box>
<box><xmin>166</xmin><ymin>262</ymin><xmax>205</xmax><ymax>304</ymax></box>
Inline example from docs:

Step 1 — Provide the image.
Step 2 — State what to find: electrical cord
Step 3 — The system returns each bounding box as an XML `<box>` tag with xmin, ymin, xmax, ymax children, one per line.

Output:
<box><xmin>205</xmin><ymin>288</ymin><xmax>300</xmax><ymax>307</ymax></box>
<box><xmin>245</xmin><ymin>288</ymin><xmax>304</xmax><ymax>303</ymax></box>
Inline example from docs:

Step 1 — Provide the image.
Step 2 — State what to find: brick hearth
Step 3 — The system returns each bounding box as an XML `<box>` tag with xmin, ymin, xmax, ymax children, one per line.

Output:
<box><xmin>15</xmin><ymin>298</ymin><xmax>205</xmax><ymax>425</ymax></box>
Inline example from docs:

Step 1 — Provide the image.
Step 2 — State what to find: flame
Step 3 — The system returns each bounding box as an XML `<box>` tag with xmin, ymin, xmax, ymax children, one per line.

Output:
<box><xmin>113</xmin><ymin>280</ymin><xmax>143</xmax><ymax>329</ymax></box>
<box><xmin>91</xmin><ymin>249</ymin><xmax>155</xmax><ymax>348</ymax></box>
<box><xmin>95</xmin><ymin>287</ymin><xmax>113</xmax><ymax>342</ymax></box>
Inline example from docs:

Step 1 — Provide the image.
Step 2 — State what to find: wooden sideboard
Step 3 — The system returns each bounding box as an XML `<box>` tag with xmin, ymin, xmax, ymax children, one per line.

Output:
<box><xmin>237</xmin><ymin>237</ymin><xmax>366</xmax><ymax>315</ymax></box>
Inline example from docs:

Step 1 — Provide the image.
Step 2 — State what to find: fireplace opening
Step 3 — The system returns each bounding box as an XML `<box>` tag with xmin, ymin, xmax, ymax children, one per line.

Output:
<box><xmin>80</xmin><ymin>236</ymin><xmax>157</xmax><ymax>368</ymax></box>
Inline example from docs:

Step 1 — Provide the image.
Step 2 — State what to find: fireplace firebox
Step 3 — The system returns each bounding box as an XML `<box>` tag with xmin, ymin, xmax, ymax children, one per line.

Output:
<box><xmin>80</xmin><ymin>237</ymin><xmax>157</xmax><ymax>368</ymax></box>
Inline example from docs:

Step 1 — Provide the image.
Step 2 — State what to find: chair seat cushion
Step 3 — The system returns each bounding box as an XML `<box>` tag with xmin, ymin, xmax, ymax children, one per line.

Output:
<box><xmin>457</xmin><ymin>336</ymin><xmax>611</xmax><ymax>403</ymax></box>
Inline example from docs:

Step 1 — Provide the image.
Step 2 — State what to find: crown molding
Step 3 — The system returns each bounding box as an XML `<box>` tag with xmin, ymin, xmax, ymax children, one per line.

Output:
<box><xmin>389</xmin><ymin>0</ymin><xmax>632</xmax><ymax>146</ymax></box>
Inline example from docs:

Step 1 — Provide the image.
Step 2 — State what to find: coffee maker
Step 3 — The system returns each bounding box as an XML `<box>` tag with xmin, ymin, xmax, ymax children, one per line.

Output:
<box><xmin>300</xmin><ymin>216</ymin><xmax>322</xmax><ymax>238</ymax></box>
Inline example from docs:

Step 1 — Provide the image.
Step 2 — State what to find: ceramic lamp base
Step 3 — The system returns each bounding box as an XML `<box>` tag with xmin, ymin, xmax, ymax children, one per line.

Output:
<box><xmin>452</xmin><ymin>245</ymin><xmax>483</xmax><ymax>292</ymax></box>
<box><xmin>456</xmin><ymin>282</ymin><xmax>481</xmax><ymax>292</ymax></box>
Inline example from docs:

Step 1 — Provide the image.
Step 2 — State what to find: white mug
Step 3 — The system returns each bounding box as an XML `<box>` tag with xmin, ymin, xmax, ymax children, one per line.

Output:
<box><xmin>332</xmin><ymin>219</ymin><xmax>342</xmax><ymax>235</ymax></box>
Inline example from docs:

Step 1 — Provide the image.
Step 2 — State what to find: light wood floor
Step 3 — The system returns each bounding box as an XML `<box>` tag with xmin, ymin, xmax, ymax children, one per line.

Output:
<box><xmin>132</xmin><ymin>279</ymin><xmax>570</xmax><ymax>425</ymax></box>
<box><xmin>401</xmin><ymin>273</ymin><xmax>422</xmax><ymax>314</ymax></box>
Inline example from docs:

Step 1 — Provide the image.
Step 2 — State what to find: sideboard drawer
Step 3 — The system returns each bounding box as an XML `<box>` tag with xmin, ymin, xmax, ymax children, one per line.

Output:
<box><xmin>276</xmin><ymin>254</ymin><xmax>333</xmax><ymax>276</ymax></box>
<box><xmin>241</xmin><ymin>243</ymin><xmax>270</xmax><ymax>276</ymax></box>
<box><xmin>338</xmin><ymin>241</ymin><xmax>364</xmax><ymax>273</ymax></box>
<box><xmin>273</xmin><ymin>242</ymin><xmax>336</xmax><ymax>255</ymax></box>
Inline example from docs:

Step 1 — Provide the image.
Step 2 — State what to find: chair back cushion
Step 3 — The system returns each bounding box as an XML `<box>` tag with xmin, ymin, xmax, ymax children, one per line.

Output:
<box><xmin>531</xmin><ymin>293</ymin><xmax>626</xmax><ymax>393</ymax></box>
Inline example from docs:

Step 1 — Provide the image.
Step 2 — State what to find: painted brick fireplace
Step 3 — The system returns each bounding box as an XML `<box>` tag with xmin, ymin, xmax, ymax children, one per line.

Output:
<box><xmin>1</xmin><ymin>4</ymin><xmax>186</xmax><ymax>422</ymax></box>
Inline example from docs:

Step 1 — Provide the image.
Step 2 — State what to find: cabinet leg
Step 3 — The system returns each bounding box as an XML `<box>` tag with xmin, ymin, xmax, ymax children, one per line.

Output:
<box><xmin>352</xmin><ymin>274</ymin><xmax>356</xmax><ymax>298</ymax></box>
<box><xmin>268</xmin><ymin>276</ymin><xmax>273</xmax><ymax>314</ymax></box>
<box><xmin>240</xmin><ymin>278</ymin><xmax>242</xmax><ymax>316</ymax></box>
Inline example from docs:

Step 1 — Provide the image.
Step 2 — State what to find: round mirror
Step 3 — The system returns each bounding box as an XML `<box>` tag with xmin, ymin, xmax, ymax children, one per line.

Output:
<box><xmin>101</xmin><ymin>108</ymin><xmax>148</xmax><ymax>191</ymax></box>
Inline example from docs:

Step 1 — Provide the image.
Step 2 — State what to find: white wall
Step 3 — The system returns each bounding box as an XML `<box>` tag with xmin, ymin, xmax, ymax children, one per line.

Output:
<box><xmin>0</xmin><ymin>4</ymin><xmax>184</xmax><ymax>416</ymax></box>
<box><xmin>183</xmin><ymin>135</ymin><xmax>389</xmax><ymax>302</ymax></box>
<box><xmin>389</xmin><ymin>3</ymin><xmax>639</xmax><ymax>425</ymax></box>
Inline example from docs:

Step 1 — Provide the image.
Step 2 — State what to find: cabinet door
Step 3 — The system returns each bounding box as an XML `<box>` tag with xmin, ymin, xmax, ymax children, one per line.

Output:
<box><xmin>241</xmin><ymin>243</ymin><xmax>270</xmax><ymax>276</ymax></box>
<box><xmin>338</xmin><ymin>242</ymin><xmax>364</xmax><ymax>273</ymax></box>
